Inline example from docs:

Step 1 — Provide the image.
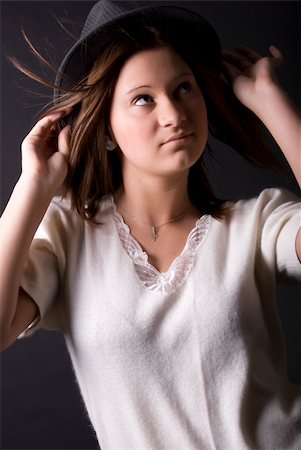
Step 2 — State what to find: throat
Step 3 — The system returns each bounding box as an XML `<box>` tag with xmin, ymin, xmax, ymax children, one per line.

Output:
<box><xmin>122</xmin><ymin>214</ymin><xmax>201</xmax><ymax>273</ymax></box>
<box><xmin>114</xmin><ymin>181</ymin><xmax>193</xmax><ymax>233</ymax></box>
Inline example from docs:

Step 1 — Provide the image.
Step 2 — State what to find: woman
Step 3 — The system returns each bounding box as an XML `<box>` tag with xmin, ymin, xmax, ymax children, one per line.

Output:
<box><xmin>1</xmin><ymin>1</ymin><xmax>300</xmax><ymax>448</ymax></box>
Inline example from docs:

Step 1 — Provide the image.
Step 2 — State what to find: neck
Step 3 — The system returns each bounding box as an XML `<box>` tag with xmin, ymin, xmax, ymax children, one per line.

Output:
<box><xmin>115</xmin><ymin>171</ymin><xmax>193</xmax><ymax>226</ymax></box>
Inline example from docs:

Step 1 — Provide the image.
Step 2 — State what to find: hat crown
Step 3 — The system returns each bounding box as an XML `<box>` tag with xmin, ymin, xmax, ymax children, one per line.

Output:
<box><xmin>54</xmin><ymin>0</ymin><xmax>222</xmax><ymax>103</ymax></box>
<box><xmin>81</xmin><ymin>0</ymin><xmax>125</xmax><ymax>38</ymax></box>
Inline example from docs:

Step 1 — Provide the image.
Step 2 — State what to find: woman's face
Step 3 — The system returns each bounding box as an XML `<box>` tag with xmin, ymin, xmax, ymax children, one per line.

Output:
<box><xmin>110</xmin><ymin>46</ymin><xmax>208</xmax><ymax>179</ymax></box>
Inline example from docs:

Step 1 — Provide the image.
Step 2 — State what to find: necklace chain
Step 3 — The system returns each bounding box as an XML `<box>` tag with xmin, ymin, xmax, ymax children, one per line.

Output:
<box><xmin>117</xmin><ymin>205</ymin><xmax>186</xmax><ymax>241</ymax></box>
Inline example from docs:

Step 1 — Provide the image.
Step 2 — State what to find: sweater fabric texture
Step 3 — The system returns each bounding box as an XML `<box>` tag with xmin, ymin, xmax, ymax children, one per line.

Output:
<box><xmin>20</xmin><ymin>187</ymin><xmax>301</xmax><ymax>450</ymax></box>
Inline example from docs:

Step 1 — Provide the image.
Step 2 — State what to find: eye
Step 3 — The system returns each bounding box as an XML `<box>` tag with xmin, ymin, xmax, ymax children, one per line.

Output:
<box><xmin>134</xmin><ymin>95</ymin><xmax>153</xmax><ymax>106</ymax></box>
<box><xmin>176</xmin><ymin>81</ymin><xmax>192</xmax><ymax>95</ymax></box>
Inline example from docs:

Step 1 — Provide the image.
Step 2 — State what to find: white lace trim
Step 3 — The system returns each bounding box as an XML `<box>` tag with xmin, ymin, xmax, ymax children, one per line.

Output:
<box><xmin>108</xmin><ymin>196</ymin><xmax>211</xmax><ymax>294</ymax></box>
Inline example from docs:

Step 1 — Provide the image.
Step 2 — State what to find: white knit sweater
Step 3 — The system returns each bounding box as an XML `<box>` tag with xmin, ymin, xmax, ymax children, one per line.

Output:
<box><xmin>21</xmin><ymin>187</ymin><xmax>301</xmax><ymax>450</ymax></box>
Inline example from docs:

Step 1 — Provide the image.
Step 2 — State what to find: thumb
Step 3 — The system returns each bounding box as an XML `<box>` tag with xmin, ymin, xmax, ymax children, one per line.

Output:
<box><xmin>58</xmin><ymin>124</ymin><xmax>71</xmax><ymax>159</ymax></box>
<box><xmin>269</xmin><ymin>45</ymin><xmax>284</xmax><ymax>69</ymax></box>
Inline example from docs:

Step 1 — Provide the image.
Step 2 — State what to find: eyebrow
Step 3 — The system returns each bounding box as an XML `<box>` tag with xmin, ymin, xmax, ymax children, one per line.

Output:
<box><xmin>125</xmin><ymin>72</ymin><xmax>194</xmax><ymax>95</ymax></box>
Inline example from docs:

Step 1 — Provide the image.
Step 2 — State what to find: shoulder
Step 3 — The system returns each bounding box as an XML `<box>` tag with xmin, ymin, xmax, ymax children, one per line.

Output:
<box><xmin>214</xmin><ymin>188</ymin><xmax>300</xmax><ymax>280</ymax></box>
<box><xmin>40</xmin><ymin>195</ymin><xmax>80</xmax><ymax>236</ymax></box>
<box><xmin>213</xmin><ymin>187</ymin><xmax>300</xmax><ymax>241</ymax></box>
<box><xmin>44</xmin><ymin>194</ymin><xmax>114</xmax><ymax>227</ymax></box>
<box><xmin>32</xmin><ymin>194</ymin><xmax>115</xmax><ymax>259</ymax></box>
<box><xmin>225</xmin><ymin>187</ymin><xmax>300</xmax><ymax>222</ymax></box>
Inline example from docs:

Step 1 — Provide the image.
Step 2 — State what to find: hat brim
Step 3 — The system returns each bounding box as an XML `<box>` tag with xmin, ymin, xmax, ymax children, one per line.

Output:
<box><xmin>54</xmin><ymin>4</ymin><xmax>221</xmax><ymax>102</ymax></box>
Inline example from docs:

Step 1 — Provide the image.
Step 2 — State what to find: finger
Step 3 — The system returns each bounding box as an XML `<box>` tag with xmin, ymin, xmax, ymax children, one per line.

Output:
<box><xmin>57</xmin><ymin>124</ymin><xmax>71</xmax><ymax>158</ymax></box>
<box><xmin>234</xmin><ymin>45</ymin><xmax>262</xmax><ymax>62</ymax></box>
<box><xmin>269</xmin><ymin>45</ymin><xmax>284</xmax><ymax>67</ymax></box>
<box><xmin>222</xmin><ymin>51</ymin><xmax>251</xmax><ymax>71</ymax></box>
<box><xmin>236</xmin><ymin>44</ymin><xmax>284</xmax><ymax>68</ymax></box>
<box><xmin>28</xmin><ymin>108</ymin><xmax>72</xmax><ymax>138</ymax></box>
<box><xmin>221</xmin><ymin>61</ymin><xmax>241</xmax><ymax>84</ymax></box>
<box><xmin>45</xmin><ymin>128</ymin><xmax>58</xmax><ymax>148</ymax></box>
<box><xmin>269</xmin><ymin>45</ymin><xmax>283</xmax><ymax>58</ymax></box>
<box><xmin>44</xmin><ymin>121</ymin><xmax>63</xmax><ymax>149</ymax></box>
<box><xmin>28</xmin><ymin>111</ymin><xmax>66</xmax><ymax>138</ymax></box>
<box><xmin>47</xmin><ymin>123</ymin><xmax>59</xmax><ymax>139</ymax></box>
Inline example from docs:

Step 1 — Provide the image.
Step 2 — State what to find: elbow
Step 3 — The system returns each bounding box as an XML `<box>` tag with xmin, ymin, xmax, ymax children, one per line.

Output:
<box><xmin>0</xmin><ymin>331</ymin><xmax>13</xmax><ymax>352</ymax></box>
<box><xmin>0</xmin><ymin>310</ymin><xmax>16</xmax><ymax>352</ymax></box>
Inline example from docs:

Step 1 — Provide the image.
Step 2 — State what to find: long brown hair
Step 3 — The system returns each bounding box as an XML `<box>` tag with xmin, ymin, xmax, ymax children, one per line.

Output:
<box><xmin>8</xmin><ymin>16</ymin><xmax>285</xmax><ymax>222</ymax></box>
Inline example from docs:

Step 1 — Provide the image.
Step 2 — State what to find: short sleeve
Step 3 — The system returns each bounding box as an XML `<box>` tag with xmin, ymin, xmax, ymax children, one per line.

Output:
<box><xmin>19</xmin><ymin>199</ymin><xmax>68</xmax><ymax>337</ymax></box>
<box><xmin>257</xmin><ymin>188</ymin><xmax>301</xmax><ymax>282</ymax></box>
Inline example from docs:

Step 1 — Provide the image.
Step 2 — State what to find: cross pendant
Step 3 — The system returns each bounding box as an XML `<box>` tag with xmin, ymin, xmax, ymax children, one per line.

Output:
<box><xmin>151</xmin><ymin>227</ymin><xmax>158</xmax><ymax>241</ymax></box>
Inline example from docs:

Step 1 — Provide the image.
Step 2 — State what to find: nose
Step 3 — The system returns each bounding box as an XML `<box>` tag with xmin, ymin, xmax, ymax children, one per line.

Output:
<box><xmin>158</xmin><ymin>97</ymin><xmax>187</xmax><ymax>127</ymax></box>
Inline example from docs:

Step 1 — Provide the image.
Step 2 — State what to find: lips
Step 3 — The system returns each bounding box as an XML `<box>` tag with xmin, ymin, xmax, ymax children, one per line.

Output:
<box><xmin>163</xmin><ymin>132</ymin><xmax>193</xmax><ymax>145</ymax></box>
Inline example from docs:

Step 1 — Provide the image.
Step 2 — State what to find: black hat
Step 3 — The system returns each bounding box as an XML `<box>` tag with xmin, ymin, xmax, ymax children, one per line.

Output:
<box><xmin>54</xmin><ymin>0</ymin><xmax>222</xmax><ymax>102</ymax></box>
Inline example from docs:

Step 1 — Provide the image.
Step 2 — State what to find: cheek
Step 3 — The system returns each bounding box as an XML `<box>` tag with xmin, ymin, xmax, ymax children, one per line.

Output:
<box><xmin>111</xmin><ymin>112</ymin><xmax>153</xmax><ymax>150</ymax></box>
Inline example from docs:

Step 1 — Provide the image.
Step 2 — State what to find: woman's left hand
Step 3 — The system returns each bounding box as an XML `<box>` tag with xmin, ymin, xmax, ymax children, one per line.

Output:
<box><xmin>221</xmin><ymin>45</ymin><xmax>284</xmax><ymax>114</ymax></box>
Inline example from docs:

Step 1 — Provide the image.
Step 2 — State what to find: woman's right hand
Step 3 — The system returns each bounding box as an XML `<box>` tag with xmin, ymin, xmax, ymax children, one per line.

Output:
<box><xmin>21</xmin><ymin>109</ymin><xmax>72</xmax><ymax>194</ymax></box>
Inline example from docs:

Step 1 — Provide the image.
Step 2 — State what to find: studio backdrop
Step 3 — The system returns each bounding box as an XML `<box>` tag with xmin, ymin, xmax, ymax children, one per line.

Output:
<box><xmin>1</xmin><ymin>1</ymin><xmax>300</xmax><ymax>449</ymax></box>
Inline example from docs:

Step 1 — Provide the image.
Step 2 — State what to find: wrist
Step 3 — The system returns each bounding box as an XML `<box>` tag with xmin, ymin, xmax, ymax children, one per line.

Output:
<box><xmin>17</xmin><ymin>173</ymin><xmax>56</xmax><ymax>204</ymax></box>
<box><xmin>252</xmin><ymin>82</ymin><xmax>288</xmax><ymax>121</ymax></box>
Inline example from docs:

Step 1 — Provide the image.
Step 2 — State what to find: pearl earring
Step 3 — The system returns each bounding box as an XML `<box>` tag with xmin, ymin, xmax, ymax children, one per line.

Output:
<box><xmin>106</xmin><ymin>136</ymin><xmax>116</xmax><ymax>151</ymax></box>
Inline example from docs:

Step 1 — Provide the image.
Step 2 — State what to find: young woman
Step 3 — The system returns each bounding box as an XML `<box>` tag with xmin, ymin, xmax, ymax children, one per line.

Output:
<box><xmin>1</xmin><ymin>1</ymin><xmax>300</xmax><ymax>448</ymax></box>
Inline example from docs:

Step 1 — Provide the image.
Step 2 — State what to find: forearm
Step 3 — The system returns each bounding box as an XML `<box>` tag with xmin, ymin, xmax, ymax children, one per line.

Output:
<box><xmin>0</xmin><ymin>174</ymin><xmax>53</xmax><ymax>338</ymax></box>
<box><xmin>254</xmin><ymin>84</ymin><xmax>301</xmax><ymax>187</ymax></box>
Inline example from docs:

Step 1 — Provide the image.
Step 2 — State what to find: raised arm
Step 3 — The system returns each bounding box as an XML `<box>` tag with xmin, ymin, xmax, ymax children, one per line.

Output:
<box><xmin>0</xmin><ymin>110</ymin><xmax>71</xmax><ymax>351</ymax></box>
<box><xmin>222</xmin><ymin>45</ymin><xmax>300</xmax><ymax>185</ymax></box>
<box><xmin>222</xmin><ymin>45</ymin><xmax>301</xmax><ymax>261</ymax></box>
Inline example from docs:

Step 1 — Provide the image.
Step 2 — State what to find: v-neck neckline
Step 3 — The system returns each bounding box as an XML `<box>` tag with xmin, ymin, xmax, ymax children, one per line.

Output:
<box><xmin>108</xmin><ymin>196</ymin><xmax>211</xmax><ymax>294</ymax></box>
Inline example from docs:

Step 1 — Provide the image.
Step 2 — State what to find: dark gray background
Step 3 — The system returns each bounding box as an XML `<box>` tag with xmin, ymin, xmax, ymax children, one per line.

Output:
<box><xmin>1</xmin><ymin>1</ymin><xmax>300</xmax><ymax>449</ymax></box>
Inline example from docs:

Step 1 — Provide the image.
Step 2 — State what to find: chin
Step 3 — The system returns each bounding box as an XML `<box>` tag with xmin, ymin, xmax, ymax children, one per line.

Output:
<box><xmin>159</xmin><ymin>159</ymin><xmax>198</xmax><ymax>177</ymax></box>
<box><xmin>170</xmin><ymin>148</ymin><xmax>203</xmax><ymax>169</ymax></box>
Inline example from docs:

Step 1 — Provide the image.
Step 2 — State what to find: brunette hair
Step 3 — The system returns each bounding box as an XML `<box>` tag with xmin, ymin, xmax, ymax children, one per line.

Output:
<box><xmin>9</xmin><ymin>15</ymin><xmax>284</xmax><ymax>222</ymax></box>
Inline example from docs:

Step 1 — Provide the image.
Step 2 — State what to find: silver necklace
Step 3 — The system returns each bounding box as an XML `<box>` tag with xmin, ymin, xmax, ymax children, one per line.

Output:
<box><xmin>117</xmin><ymin>205</ymin><xmax>186</xmax><ymax>241</ymax></box>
